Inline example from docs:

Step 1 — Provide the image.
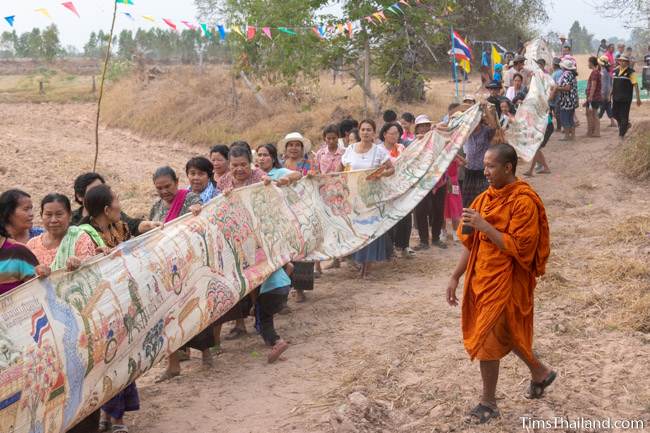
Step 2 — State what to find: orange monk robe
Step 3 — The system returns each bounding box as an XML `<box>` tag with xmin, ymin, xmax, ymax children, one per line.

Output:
<box><xmin>458</xmin><ymin>180</ymin><xmax>550</xmax><ymax>364</ymax></box>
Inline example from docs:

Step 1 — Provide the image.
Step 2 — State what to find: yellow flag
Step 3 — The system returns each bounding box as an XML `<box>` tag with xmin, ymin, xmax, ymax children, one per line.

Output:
<box><xmin>142</xmin><ymin>15</ymin><xmax>156</xmax><ymax>22</ymax></box>
<box><xmin>491</xmin><ymin>45</ymin><xmax>501</xmax><ymax>75</ymax></box>
<box><xmin>459</xmin><ymin>58</ymin><xmax>471</xmax><ymax>73</ymax></box>
<box><xmin>34</xmin><ymin>8</ymin><xmax>52</xmax><ymax>19</ymax></box>
<box><xmin>231</xmin><ymin>25</ymin><xmax>244</xmax><ymax>37</ymax></box>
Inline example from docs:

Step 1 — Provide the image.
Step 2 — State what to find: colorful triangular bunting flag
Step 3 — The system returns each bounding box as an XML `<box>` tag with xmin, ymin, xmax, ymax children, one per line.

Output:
<box><xmin>35</xmin><ymin>8</ymin><xmax>52</xmax><ymax>19</ymax></box>
<box><xmin>278</xmin><ymin>27</ymin><xmax>297</xmax><ymax>36</ymax></box>
<box><xmin>217</xmin><ymin>25</ymin><xmax>227</xmax><ymax>40</ymax></box>
<box><xmin>62</xmin><ymin>2</ymin><xmax>80</xmax><ymax>18</ymax></box>
<box><xmin>163</xmin><ymin>18</ymin><xmax>177</xmax><ymax>30</ymax></box>
<box><xmin>200</xmin><ymin>23</ymin><xmax>212</xmax><ymax>38</ymax></box>
<box><xmin>247</xmin><ymin>26</ymin><xmax>256</xmax><ymax>40</ymax></box>
<box><xmin>181</xmin><ymin>20</ymin><xmax>196</xmax><ymax>30</ymax></box>
<box><xmin>231</xmin><ymin>25</ymin><xmax>244</xmax><ymax>38</ymax></box>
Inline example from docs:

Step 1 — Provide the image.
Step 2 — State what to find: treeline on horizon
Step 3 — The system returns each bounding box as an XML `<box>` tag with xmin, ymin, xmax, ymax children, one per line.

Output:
<box><xmin>0</xmin><ymin>25</ymin><xmax>230</xmax><ymax>64</ymax></box>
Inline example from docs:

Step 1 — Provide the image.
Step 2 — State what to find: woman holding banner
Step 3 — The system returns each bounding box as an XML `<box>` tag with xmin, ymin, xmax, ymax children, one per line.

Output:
<box><xmin>342</xmin><ymin>119</ymin><xmax>395</xmax><ymax>278</ymax></box>
<box><xmin>278</xmin><ymin>133</ymin><xmax>316</xmax><ymax>302</ymax></box>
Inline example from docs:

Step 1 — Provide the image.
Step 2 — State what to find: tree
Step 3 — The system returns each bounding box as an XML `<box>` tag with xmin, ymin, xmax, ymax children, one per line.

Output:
<box><xmin>0</xmin><ymin>31</ymin><xmax>17</xmax><ymax>58</ymax></box>
<box><xmin>209</xmin><ymin>0</ymin><xmax>330</xmax><ymax>87</ymax></box>
<box><xmin>596</xmin><ymin>0</ymin><xmax>650</xmax><ymax>30</ymax></box>
<box><xmin>25</xmin><ymin>28</ymin><xmax>43</xmax><ymax>58</ymax></box>
<box><xmin>568</xmin><ymin>20</ymin><xmax>594</xmax><ymax>54</ymax></box>
<box><xmin>84</xmin><ymin>31</ymin><xmax>99</xmax><ymax>57</ymax></box>
<box><xmin>330</xmin><ymin>0</ymin><xmax>548</xmax><ymax>103</ymax></box>
<box><xmin>118</xmin><ymin>30</ymin><xmax>137</xmax><ymax>59</ymax></box>
<box><xmin>42</xmin><ymin>24</ymin><xmax>62</xmax><ymax>61</ymax></box>
<box><xmin>629</xmin><ymin>27</ymin><xmax>650</xmax><ymax>52</ymax></box>
<box><xmin>179</xmin><ymin>30</ymin><xmax>200</xmax><ymax>64</ymax></box>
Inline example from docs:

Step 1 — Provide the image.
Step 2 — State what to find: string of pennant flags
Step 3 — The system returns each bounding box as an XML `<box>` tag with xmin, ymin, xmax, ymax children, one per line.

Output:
<box><xmin>1</xmin><ymin>0</ymin><xmax>454</xmax><ymax>43</ymax></box>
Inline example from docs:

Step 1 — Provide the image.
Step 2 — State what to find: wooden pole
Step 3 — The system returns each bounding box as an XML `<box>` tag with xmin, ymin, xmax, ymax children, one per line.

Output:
<box><xmin>363</xmin><ymin>36</ymin><xmax>370</xmax><ymax>117</ymax></box>
<box><xmin>93</xmin><ymin>2</ymin><xmax>118</xmax><ymax>172</ymax></box>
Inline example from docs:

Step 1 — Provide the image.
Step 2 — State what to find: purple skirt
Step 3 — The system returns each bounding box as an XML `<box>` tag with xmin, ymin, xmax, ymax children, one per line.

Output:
<box><xmin>102</xmin><ymin>382</ymin><xmax>140</xmax><ymax>419</ymax></box>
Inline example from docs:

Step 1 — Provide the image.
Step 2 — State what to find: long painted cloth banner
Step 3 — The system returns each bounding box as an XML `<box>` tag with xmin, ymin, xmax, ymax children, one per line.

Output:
<box><xmin>505</xmin><ymin>38</ymin><xmax>555</xmax><ymax>162</ymax></box>
<box><xmin>0</xmin><ymin>106</ymin><xmax>482</xmax><ymax>433</ymax></box>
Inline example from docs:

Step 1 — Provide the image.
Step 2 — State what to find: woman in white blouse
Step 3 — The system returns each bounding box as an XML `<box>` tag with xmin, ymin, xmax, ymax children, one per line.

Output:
<box><xmin>341</xmin><ymin>119</ymin><xmax>395</xmax><ymax>278</ymax></box>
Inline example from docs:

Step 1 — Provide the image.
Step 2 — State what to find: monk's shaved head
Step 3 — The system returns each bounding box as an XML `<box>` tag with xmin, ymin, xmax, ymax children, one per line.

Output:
<box><xmin>486</xmin><ymin>143</ymin><xmax>518</xmax><ymax>174</ymax></box>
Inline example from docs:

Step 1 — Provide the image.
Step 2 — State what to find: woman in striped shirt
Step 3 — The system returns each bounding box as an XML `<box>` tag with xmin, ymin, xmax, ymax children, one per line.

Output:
<box><xmin>0</xmin><ymin>214</ymin><xmax>40</xmax><ymax>295</ymax></box>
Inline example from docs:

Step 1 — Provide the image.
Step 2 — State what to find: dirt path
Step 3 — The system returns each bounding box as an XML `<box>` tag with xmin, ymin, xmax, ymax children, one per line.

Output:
<box><xmin>1</xmin><ymin>103</ymin><xmax>649</xmax><ymax>433</ymax></box>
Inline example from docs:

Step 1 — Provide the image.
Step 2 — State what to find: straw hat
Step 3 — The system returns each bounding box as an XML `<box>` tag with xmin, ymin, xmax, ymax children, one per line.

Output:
<box><xmin>277</xmin><ymin>132</ymin><xmax>312</xmax><ymax>155</ymax></box>
<box><xmin>597</xmin><ymin>56</ymin><xmax>610</xmax><ymax>67</ymax></box>
<box><xmin>618</xmin><ymin>54</ymin><xmax>630</xmax><ymax>62</ymax></box>
<box><xmin>513</xmin><ymin>54</ymin><xmax>526</xmax><ymax>63</ymax></box>
<box><xmin>414</xmin><ymin>114</ymin><xmax>432</xmax><ymax>126</ymax></box>
<box><xmin>559</xmin><ymin>58</ymin><xmax>576</xmax><ymax>71</ymax></box>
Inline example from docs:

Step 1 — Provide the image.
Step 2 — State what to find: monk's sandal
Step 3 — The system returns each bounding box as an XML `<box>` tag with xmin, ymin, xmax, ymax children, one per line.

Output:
<box><xmin>465</xmin><ymin>403</ymin><xmax>500</xmax><ymax>424</ymax></box>
<box><xmin>526</xmin><ymin>370</ymin><xmax>557</xmax><ymax>399</ymax></box>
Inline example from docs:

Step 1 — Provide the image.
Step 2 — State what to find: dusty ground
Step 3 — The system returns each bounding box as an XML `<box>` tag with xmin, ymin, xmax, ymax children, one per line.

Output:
<box><xmin>1</xmin><ymin>102</ymin><xmax>650</xmax><ymax>433</ymax></box>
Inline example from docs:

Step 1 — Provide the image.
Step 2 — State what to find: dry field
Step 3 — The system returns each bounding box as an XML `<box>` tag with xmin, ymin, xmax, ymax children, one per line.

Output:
<box><xmin>1</xmin><ymin>66</ymin><xmax>649</xmax><ymax>433</ymax></box>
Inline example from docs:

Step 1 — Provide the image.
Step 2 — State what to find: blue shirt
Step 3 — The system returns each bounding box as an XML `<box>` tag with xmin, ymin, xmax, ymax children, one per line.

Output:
<box><xmin>260</xmin><ymin>166</ymin><xmax>293</xmax><ymax>294</ymax></box>
<box><xmin>267</xmin><ymin>167</ymin><xmax>292</xmax><ymax>180</ymax></box>
<box><xmin>193</xmin><ymin>182</ymin><xmax>219</xmax><ymax>204</ymax></box>
<box><xmin>29</xmin><ymin>227</ymin><xmax>44</xmax><ymax>239</ymax></box>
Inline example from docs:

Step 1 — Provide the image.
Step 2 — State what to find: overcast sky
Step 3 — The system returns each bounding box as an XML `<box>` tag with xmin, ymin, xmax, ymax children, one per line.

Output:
<box><xmin>2</xmin><ymin>0</ymin><xmax>632</xmax><ymax>49</ymax></box>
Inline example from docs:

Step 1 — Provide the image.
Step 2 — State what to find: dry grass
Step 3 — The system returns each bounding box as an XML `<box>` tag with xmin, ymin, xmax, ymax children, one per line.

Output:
<box><xmin>582</xmin><ymin>222</ymin><xmax>650</xmax><ymax>332</ymax></box>
<box><xmin>101</xmin><ymin>65</ymin><xmax>453</xmax><ymax>148</ymax></box>
<box><xmin>616</xmin><ymin>120</ymin><xmax>650</xmax><ymax>181</ymax></box>
<box><xmin>603</xmin><ymin>214</ymin><xmax>650</xmax><ymax>245</ymax></box>
<box><xmin>0</xmin><ymin>69</ymin><xmax>97</xmax><ymax>103</ymax></box>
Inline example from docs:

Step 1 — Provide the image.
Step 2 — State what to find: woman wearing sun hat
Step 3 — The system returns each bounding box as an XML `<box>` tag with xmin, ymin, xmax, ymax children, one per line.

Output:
<box><xmin>277</xmin><ymin>132</ymin><xmax>316</xmax><ymax>302</ymax></box>
<box><xmin>553</xmin><ymin>58</ymin><xmax>579</xmax><ymax>141</ymax></box>
<box><xmin>279</xmin><ymin>132</ymin><xmax>313</xmax><ymax>176</ymax></box>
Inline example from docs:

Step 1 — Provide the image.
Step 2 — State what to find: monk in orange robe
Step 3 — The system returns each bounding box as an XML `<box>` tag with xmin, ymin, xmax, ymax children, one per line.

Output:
<box><xmin>446</xmin><ymin>143</ymin><xmax>556</xmax><ymax>424</ymax></box>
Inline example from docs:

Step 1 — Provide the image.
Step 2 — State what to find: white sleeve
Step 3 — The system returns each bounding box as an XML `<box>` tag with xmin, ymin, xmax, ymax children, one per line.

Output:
<box><xmin>341</xmin><ymin>145</ymin><xmax>353</xmax><ymax>167</ymax></box>
<box><xmin>376</xmin><ymin>145</ymin><xmax>390</xmax><ymax>165</ymax></box>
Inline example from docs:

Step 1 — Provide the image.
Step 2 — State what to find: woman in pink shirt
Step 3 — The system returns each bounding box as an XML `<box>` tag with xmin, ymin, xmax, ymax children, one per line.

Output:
<box><xmin>399</xmin><ymin>112</ymin><xmax>416</xmax><ymax>144</ymax></box>
<box><xmin>314</xmin><ymin>124</ymin><xmax>345</xmax><ymax>271</ymax></box>
<box><xmin>313</xmin><ymin>124</ymin><xmax>344</xmax><ymax>174</ymax></box>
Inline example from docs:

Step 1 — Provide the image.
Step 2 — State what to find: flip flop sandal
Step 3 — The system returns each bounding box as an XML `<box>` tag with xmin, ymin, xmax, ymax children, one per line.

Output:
<box><xmin>464</xmin><ymin>403</ymin><xmax>500</xmax><ymax>424</ymax></box>
<box><xmin>112</xmin><ymin>425</ymin><xmax>128</xmax><ymax>433</ymax></box>
<box><xmin>99</xmin><ymin>420</ymin><xmax>111</xmax><ymax>432</ymax></box>
<box><xmin>526</xmin><ymin>370</ymin><xmax>557</xmax><ymax>399</ymax></box>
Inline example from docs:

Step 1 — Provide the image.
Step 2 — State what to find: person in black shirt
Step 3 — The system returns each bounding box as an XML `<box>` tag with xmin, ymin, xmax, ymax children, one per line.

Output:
<box><xmin>611</xmin><ymin>55</ymin><xmax>642</xmax><ymax>138</ymax></box>
<box><xmin>71</xmin><ymin>172</ymin><xmax>160</xmax><ymax>236</ymax></box>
